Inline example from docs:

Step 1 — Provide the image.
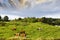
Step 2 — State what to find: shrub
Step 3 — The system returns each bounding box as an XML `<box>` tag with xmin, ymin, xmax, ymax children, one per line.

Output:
<box><xmin>0</xmin><ymin>22</ymin><xmax>6</xmax><ymax>26</ymax></box>
<box><xmin>0</xmin><ymin>37</ymin><xmax>6</xmax><ymax>40</ymax></box>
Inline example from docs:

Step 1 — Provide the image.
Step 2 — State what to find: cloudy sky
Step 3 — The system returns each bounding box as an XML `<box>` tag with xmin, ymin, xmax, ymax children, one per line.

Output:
<box><xmin>0</xmin><ymin>0</ymin><xmax>60</xmax><ymax>19</ymax></box>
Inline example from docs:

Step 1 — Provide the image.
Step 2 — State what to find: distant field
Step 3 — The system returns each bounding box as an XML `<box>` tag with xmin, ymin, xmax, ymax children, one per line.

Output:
<box><xmin>0</xmin><ymin>21</ymin><xmax>60</xmax><ymax>40</ymax></box>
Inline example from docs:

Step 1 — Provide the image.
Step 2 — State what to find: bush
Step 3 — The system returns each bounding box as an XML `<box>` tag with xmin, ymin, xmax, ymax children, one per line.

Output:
<box><xmin>0</xmin><ymin>22</ymin><xmax>6</xmax><ymax>26</ymax></box>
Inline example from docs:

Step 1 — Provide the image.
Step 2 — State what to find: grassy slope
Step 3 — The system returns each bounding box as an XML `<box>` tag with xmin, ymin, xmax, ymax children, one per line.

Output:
<box><xmin>0</xmin><ymin>21</ymin><xmax>60</xmax><ymax>40</ymax></box>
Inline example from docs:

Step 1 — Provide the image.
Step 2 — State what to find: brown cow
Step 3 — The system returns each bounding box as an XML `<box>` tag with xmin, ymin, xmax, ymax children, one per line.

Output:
<box><xmin>19</xmin><ymin>30</ymin><xmax>26</xmax><ymax>37</ymax></box>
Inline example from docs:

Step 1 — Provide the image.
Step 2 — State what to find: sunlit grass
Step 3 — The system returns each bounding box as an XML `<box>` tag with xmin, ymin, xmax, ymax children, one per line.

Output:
<box><xmin>0</xmin><ymin>22</ymin><xmax>60</xmax><ymax>40</ymax></box>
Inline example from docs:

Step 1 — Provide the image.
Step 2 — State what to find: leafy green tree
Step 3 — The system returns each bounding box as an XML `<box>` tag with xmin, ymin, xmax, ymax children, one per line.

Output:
<box><xmin>21</xmin><ymin>17</ymin><xmax>37</xmax><ymax>22</ymax></box>
<box><xmin>46</xmin><ymin>18</ymin><xmax>53</xmax><ymax>24</ymax></box>
<box><xmin>41</xmin><ymin>17</ymin><xmax>47</xmax><ymax>23</ymax></box>
<box><xmin>30</xmin><ymin>17</ymin><xmax>37</xmax><ymax>22</ymax></box>
<box><xmin>0</xmin><ymin>16</ymin><xmax>2</xmax><ymax>21</ymax></box>
<box><xmin>22</xmin><ymin>17</ymin><xmax>28</xmax><ymax>22</ymax></box>
<box><xmin>4</xmin><ymin>16</ymin><xmax>9</xmax><ymax>21</ymax></box>
<box><xmin>54</xmin><ymin>20</ymin><xmax>60</xmax><ymax>25</ymax></box>
<box><xmin>37</xmin><ymin>18</ymin><xmax>42</xmax><ymax>22</ymax></box>
<box><xmin>18</xmin><ymin>18</ymin><xmax>22</xmax><ymax>20</ymax></box>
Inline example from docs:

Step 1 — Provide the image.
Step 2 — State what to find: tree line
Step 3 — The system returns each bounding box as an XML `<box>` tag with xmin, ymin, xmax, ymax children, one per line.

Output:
<box><xmin>0</xmin><ymin>16</ymin><xmax>9</xmax><ymax>21</ymax></box>
<box><xmin>16</xmin><ymin>17</ymin><xmax>60</xmax><ymax>25</ymax></box>
<box><xmin>16</xmin><ymin>17</ymin><xmax>60</xmax><ymax>26</ymax></box>
<box><xmin>41</xmin><ymin>17</ymin><xmax>60</xmax><ymax>25</ymax></box>
<box><xmin>0</xmin><ymin>15</ymin><xmax>60</xmax><ymax>25</ymax></box>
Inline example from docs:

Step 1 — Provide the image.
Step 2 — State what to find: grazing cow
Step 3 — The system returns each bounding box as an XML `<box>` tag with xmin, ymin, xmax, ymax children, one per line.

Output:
<box><xmin>19</xmin><ymin>30</ymin><xmax>26</xmax><ymax>37</ymax></box>
<box><xmin>15</xmin><ymin>33</ymin><xmax>20</xmax><ymax>36</ymax></box>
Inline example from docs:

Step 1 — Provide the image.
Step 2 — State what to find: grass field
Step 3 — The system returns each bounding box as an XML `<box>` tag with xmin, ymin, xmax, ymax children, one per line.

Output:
<box><xmin>0</xmin><ymin>21</ymin><xmax>60</xmax><ymax>40</ymax></box>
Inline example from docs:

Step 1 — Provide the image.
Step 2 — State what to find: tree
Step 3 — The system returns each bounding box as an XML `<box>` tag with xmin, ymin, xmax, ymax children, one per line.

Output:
<box><xmin>30</xmin><ymin>17</ymin><xmax>37</xmax><ymax>22</ymax></box>
<box><xmin>46</xmin><ymin>18</ymin><xmax>53</xmax><ymax>24</ymax></box>
<box><xmin>18</xmin><ymin>18</ymin><xmax>22</xmax><ymax>20</ymax></box>
<box><xmin>41</xmin><ymin>17</ymin><xmax>47</xmax><ymax>23</ymax></box>
<box><xmin>4</xmin><ymin>16</ymin><xmax>9</xmax><ymax>21</ymax></box>
<box><xmin>0</xmin><ymin>16</ymin><xmax>2</xmax><ymax>21</ymax></box>
<box><xmin>54</xmin><ymin>20</ymin><xmax>60</xmax><ymax>25</ymax></box>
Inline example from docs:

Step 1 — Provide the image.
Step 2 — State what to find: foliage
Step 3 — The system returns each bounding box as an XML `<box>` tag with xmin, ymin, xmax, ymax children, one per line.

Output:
<box><xmin>41</xmin><ymin>17</ymin><xmax>60</xmax><ymax>25</ymax></box>
<box><xmin>3</xmin><ymin>16</ymin><xmax>9</xmax><ymax>21</ymax></box>
<box><xmin>0</xmin><ymin>16</ymin><xmax>60</xmax><ymax>25</ymax></box>
<box><xmin>0</xmin><ymin>16</ymin><xmax>2</xmax><ymax>21</ymax></box>
<box><xmin>54</xmin><ymin>20</ymin><xmax>60</xmax><ymax>25</ymax></box>
<box><xmin>18</xmin><ymin>18</ymin><xmax>22</xmax><ymax>20</ymax></box>
<box><xmin>0</xmin><ymin>22</ymin><xmax>6</xmax><ymax>26</ymax></box>
<box><xmin>0</xmin><ymin>37</ymin><xmax>5</xmax><ymax>40</ymax></box>
<box><xmin>21</xmin><ymin>17</ymin><xmax>38</xmax><ymax>23</ymax></box>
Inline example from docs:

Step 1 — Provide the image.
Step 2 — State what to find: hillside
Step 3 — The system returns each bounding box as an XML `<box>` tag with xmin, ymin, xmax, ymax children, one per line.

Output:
<box><xmin>0</xmin><ymin>21</ymin><xmax>60</xmax><ymax>40</ymax></box>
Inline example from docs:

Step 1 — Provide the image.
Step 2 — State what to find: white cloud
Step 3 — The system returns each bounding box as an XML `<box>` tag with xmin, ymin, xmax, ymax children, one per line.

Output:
<box><xmin>0</xmin><ymin>0</ymin><xmax>60</xmax><ymax>18</ymax></box>
<box><xmin>35</xmin><ymin>0</ymin><xmax>47</xmax><ymax>4</ymax></box>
